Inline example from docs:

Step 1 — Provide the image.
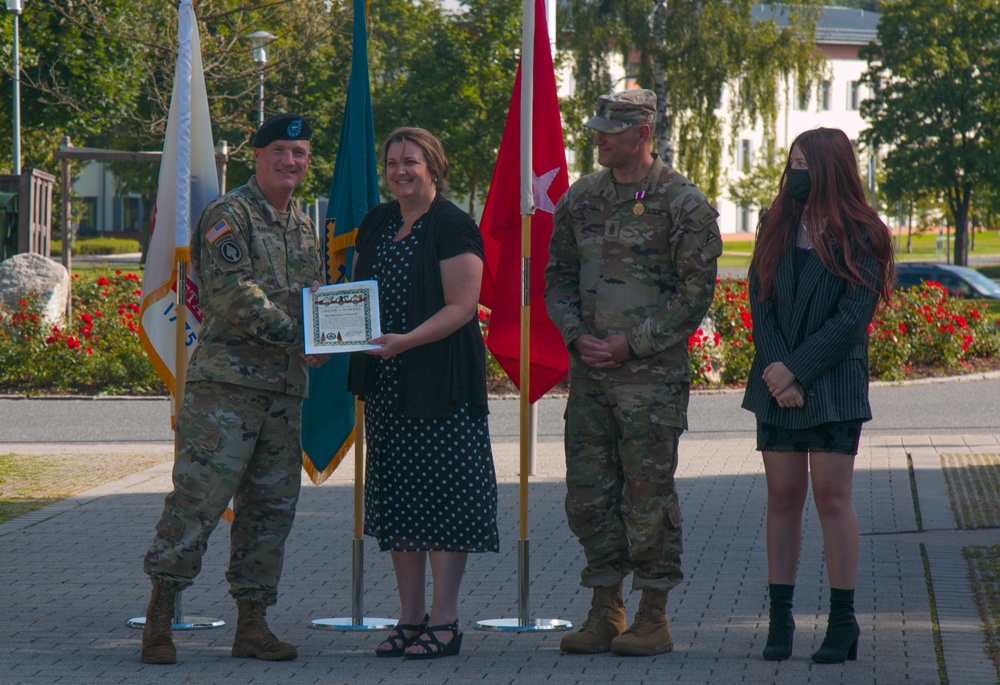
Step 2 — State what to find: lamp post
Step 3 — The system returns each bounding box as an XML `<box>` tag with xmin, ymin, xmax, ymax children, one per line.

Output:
<box><xmin>6</xmin><ymin>0</ymin><xmax>23</xmax><ymax>175</ymax></box>
<box><xmin>243</xmin><ymin>30</ymin><xmax>276</xmax><ymax>129</ymax></box>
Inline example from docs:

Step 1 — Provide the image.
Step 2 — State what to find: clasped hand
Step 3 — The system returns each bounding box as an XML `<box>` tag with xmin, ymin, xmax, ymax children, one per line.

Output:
<box><xmin>762</xmin><ymin>361</ymin><xmax>805</xmax><ymax>408</ymax></box>
<box><xmin>573</xmin><ymin>334</ymin><xmax>631</xmax><ymax>369</ymax></box>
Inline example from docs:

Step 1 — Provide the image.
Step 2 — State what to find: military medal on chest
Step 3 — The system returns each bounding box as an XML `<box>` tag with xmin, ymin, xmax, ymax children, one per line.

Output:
<box><xmin>632</xmin><ymin>190</ymin><xmax>647</xmax><ymax>216</ymax></box>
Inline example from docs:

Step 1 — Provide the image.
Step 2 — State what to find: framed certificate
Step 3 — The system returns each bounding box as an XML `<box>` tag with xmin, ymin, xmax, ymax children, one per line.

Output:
<box><xmin>303</xmin><ymin>280</ymin><xmax>381</xmax><ymax>354</ymax></box>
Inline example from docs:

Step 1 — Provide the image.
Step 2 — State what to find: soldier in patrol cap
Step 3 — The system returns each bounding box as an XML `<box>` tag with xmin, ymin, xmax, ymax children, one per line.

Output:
<box><xmin>544</xmin><ymin>89</ymin><xmax>721</xmax><ymax>656</ymax></box>
<box><xmin>141</xmin><ymin>113</ymin><xmax>326</xmax><ymax>665</ymax></box>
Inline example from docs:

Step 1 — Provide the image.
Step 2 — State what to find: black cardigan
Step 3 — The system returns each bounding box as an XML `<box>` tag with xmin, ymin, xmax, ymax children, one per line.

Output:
<box><xmin>346</xmin><ymin>196</ymin><xmax>489</xmax><ymax>418</ymax></box>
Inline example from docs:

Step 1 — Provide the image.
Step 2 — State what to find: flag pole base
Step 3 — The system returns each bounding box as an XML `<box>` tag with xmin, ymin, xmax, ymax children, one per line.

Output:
<box><xmin>308</xmin><ymin>617</ymin><xmax>397</xmax><ymax>631</ymax></box>
<box><xmin>475</xmin><ymin>618</ymin><xmax>573</xmax><ymax>632</ymax></box>
<box><xmin>475</xmin><ymin>539</ymin><xmax>572</xmax><ymax>632</ymax></box>
<box><xmin>127</xmin><ymin>591</ymin><xmax>224</xmax><ymax>630</ymax></box>
<box><xmin>126</xmin><ymin>616</ymin><xmax>226</xmax><ymax>631</ymax></box>
<box><xmin>308</xmin><ymin>538</ymin><xmax>396</xmax><ymax>631</ymax></box>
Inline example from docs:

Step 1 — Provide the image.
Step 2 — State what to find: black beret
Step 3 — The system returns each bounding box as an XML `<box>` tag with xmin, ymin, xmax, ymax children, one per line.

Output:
<box><xmin>253</xmin><ymin>113</ymin><xmax>312</xmax><ymax>148</ymax></box>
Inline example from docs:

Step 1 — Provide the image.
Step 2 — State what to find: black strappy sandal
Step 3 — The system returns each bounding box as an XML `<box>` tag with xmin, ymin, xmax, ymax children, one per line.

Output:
<box><xmin>403</xmin><ymin>620</ymin><xmax>463</xmax><ymax>660</ymax></box>
<box><xmin>373</xmin><ymin>614</ymin><xmax>430</xmax><ymax>658</ymax></box>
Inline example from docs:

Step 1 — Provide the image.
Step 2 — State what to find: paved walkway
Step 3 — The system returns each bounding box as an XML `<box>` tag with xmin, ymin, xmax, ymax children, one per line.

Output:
<box><xmin>2</xmin><ymin>432</ymin><xmax>999</xmax><ymax>685</ymax></box>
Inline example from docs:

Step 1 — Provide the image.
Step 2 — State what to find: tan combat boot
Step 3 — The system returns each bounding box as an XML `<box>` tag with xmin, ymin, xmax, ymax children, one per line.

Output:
<box><xmin>610</xmin><ymin>588</ymin><xmax>673</xmax><ymax>656</ymax></box>
<box><xmin>559</xmin><ymin>582</ymin><xmax>627</xmax><ymax>654</ymax></box>
<box><xmin>231</xmin><ymin>600</ymin><xmax>298</xmax><ymax>661</ymax></box>
<box><xmin>140</xmin><ymin>585</ymin><xmax>177</xmax><ymax>664</ymax></box>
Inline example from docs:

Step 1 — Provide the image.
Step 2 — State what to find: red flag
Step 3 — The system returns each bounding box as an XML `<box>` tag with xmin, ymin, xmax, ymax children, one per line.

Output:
<box><xmin>479</xmin><ymin>0</ymin><xmax>569</xmax><ymax>403</ymax></box>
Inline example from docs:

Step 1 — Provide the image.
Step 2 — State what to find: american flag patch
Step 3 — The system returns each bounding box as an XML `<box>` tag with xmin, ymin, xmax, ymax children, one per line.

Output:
<box><xmin>205</xmin><ymin>219</ymin><xmax>232</xmax><ymax>244</ymax></box>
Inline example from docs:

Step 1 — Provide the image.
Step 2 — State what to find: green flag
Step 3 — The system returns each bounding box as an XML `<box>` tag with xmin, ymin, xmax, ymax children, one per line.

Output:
<box><xmin>301</xmin><ymin>0</ymin><xmax>380</xmax><ymax>484</ymax></box>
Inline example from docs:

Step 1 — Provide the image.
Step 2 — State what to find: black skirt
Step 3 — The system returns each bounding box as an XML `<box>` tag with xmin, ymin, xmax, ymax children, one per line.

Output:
<box><xmin>756</xmin><ymin>419</ymin><xmax>863</xmax><ymax>456</ymax></box>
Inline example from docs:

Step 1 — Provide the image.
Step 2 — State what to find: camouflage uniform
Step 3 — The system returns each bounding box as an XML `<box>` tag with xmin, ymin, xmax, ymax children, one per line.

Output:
<box><xmin>544</xmin><ymin>154</ymin><xmax>721</xmax><ymax>592</ymax></box>
<box><xmin>144</xmin><ymin>175</ymin><xmax>322</xmax><ymax>605</ymax></box>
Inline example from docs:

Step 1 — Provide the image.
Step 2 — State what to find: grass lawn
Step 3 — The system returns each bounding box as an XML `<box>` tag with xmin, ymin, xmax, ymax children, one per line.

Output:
<box><xmin>70</xmin><ymin>262</ymin><xmax>144</xmax><ymax>277</ymax></box>
<box><xmin>722</xmin><ymin>230</ymin><xmax>1000</xmax><ymax>271</ymax></box>
<box><xmin>0</xmin><ymin>452</ymin><xmax>169</xmax><ymax>524</ymax></box>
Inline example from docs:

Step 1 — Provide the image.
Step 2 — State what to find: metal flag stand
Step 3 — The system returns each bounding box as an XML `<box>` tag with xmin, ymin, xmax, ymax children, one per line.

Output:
<box><xmin>128</xmin><ymin>257</ymin><xmax>223</xmax><ymax>632</ymax></box>
<box><xmin>476</xmin><ymin>0</ymin><xmax>570</xmax><ymax>634</ymax></box>
<box><xmin>127</xmin><ymin>1</ymin><xmax>225</xmax><ymax>634</ymax></box>
<box><xmin>127</xmin><ymin>592</ymin><xmax>225</xmax><ymax>631</ymax></box>
<box><xmin>309</xmin><ymin>403</ymin><xmax>395</xmax><ymax>631</ymax></box>
<box><xmin>474</xmin><ymin>213</ymin><xmax>571</xmax><ymax>635</ymax></box>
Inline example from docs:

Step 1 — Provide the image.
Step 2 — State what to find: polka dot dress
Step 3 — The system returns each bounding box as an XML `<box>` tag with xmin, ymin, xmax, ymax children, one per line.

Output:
<box><xmin>363</xmin><ymin>211</ymin><xmax>499</xmax><ymax>553</ymax></box>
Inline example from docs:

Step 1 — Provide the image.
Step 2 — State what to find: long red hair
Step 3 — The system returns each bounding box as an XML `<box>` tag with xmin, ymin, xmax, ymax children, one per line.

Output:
<box><xmin>751</xmin><ymin>128</ymin><xmax>894</xmax><ymax>304</ymax></box>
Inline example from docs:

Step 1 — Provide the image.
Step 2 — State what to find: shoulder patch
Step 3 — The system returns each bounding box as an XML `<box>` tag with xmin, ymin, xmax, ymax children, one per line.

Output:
<box><xmin>217</xmin><ymin>239</ymin><xmax>242</xmax><ymax>263</ymax></box>
<box><xmin>205</xmin><ymin>219</ymin><xmax>232</xmax><ymax>244</ymax></box>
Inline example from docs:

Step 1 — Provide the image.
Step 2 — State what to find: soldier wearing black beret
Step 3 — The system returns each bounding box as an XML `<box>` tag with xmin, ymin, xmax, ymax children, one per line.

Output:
<box><xmin>253</xmin><ymin>113</ymin><xmax>313</xmax><ymax>148</ymax></box>
<box><xmin>141</xmin><ymin>113</ymin><xmax>325</xmax><ymax>665</ymax></box>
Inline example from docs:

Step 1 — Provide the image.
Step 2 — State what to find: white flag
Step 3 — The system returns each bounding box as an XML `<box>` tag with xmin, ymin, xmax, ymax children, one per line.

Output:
<box><xmin>138</xmin><ymin>0</ymin><xmax>218</xmax><ymax>397</ymax></box>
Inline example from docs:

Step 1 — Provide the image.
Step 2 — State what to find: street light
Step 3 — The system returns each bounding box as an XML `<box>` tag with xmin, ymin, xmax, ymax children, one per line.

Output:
<box><xmin>6</xmin><ymin>0</ymin><xmax>23</xmax><ymax>175</ymax></box>
<box><xmin>243</xmin><ymin>30</ymin><xmax>276</xmax><ymax>129</ymax></box>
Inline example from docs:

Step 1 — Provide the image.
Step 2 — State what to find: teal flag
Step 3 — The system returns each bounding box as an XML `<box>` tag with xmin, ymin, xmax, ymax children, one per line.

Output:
<box><xmin>301</xmin><ymin>0</ymin><xmax>380</xmax><ymax>484</ymax></box>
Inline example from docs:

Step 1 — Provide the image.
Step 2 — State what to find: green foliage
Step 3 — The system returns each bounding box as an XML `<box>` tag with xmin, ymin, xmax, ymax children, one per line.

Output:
<box><xmin>707</xmin><ymin>278</ymin><xmax>757</xmax><ymax>385</ymax></box>
<box><xmin>368</xmin><ymin>0</ymin><xmax>521</xmax><ymax>214</ymax></box>
<box><xmin>729</xmin><ymin>146</ymin><xmax>787</xmax><ymax>214</ymax></box>
<box><xmin>2</xmin><ymin>273</ymin><xmax>998</xmax><ymax>395</ymax></box>
<box><xmin>0</xmin><ymin>271</ymin><xmax>164</xmax><ymax>395</ymax></box>
<box><xmin>3</xmin><ymin>1</ymin><xmax>526</xmax><ymax>224</ymax></box>
<box><xmin>50</xmin><ymin>237</ymin><xmax>141</xmax><ymax>257</ymax></box>
<box><xmin>860</xmin><ymin>0</ymin><xmax>1000</xmax><ymax>266</ymax></box>
<box><xmin>678</xmin><ymin>278</ymin><xmax>1000</xmax><ymax>388</ymax></box>
<box><xmin>560</xmin><ymin>0</ymin><xmax>825</xmax><ymax>200</ymax></box>
<box><xmin>869</xmin><ymin>282</ymin><xmax>1000</xmax><ymax>381</ymax></box>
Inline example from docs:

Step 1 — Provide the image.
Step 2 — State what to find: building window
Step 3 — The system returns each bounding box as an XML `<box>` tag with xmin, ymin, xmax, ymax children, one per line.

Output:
<box><xmin>739</xmin><ymin>205</ymin><xmax>752</xmax><ymax>233</ymax></box>
<box><xmin>793</xmin><ymin>85</ymin><xmax>809</xmax><ymax>111</ymax></box>
<box><xmin>78</xmin><ymin>197</ymin><xmax>99</xmax><ymax>235</ymax></box>
<box><xmin>739</xmin><ymin>139</ymin><xmax>753</xmax><ymax>173</ymax></box>
<box><xmin>819</xmin><ymin>80</ymin><xmax>832</xmax><ymax>111</ymax></box>
<box><xmin>114</xmin><ymin>196</ymin><xmax>143</xmax><ymax>233</ymax></box>
<box><xmin>848</xmin><ymin>81</ymin><xmax>861</xmax><ymax>111</ymax></box>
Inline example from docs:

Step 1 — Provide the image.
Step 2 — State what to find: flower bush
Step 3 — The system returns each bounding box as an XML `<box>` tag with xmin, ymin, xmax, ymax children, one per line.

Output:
<box><xmin>1</xmin><ymin>272</ymin><xmax>998</xmax><ymax>396</ymax></box>
<box><xmin>477</xmin><ymin>305</ymin><xmax>505</xmax><ymax>381</ymax></box>
<box><xmin>0</xmin><ymin>270</ymin><xmax>162</xmax><ymax>395</ymax></box>
<box><xmin>868</xmin><ymin>280</ymin><xmax>1000</xmax><ymax>381</ymax></box>
<box><xmin>691</xmin><ymin>277</ymin><xmax>1000</xmax><ymax>387</ymax></box>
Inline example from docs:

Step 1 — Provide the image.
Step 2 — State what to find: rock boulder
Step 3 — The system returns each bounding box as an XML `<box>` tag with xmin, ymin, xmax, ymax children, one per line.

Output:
<box><xmin>0</xmin><ymin>252</ymin><xmax>70</xmax><ymax>325</ymax></box>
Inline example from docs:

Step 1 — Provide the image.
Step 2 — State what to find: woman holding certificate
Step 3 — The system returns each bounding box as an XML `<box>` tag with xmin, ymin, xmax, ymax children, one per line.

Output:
<box><xmin>347</xmin><ymin>127</ymin><xmax>499</xmax><ymax>660</ymax></box>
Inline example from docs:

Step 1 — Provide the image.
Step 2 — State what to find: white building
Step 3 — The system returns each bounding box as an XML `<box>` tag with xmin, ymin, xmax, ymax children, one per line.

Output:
<box><xmin>717</xmin><ymin>5</ymin><xmax>880</xmax><ymax>234</ymax></box>
<box><xmin>71</xmin><ymin>161</ymin><xmax>147</xmax><ymax>238</ymax></box>
<box><xmin>554</xmin><ymin>3</ymin><xmax>880</xmax><ymax>235</ymax></box>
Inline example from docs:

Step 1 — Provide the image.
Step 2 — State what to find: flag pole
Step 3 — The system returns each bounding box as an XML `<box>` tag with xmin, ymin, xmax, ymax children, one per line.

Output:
<box><xmin>476</xmin><ymin>0</ymin><xmax>570</xmax><ymax>634</ymax></box>
<box><xmin>307</xmin><ymin>0</ymin><xmax>393</xmax><ymax>633</ymax></box>
<box><xmin>128</xmin><ymin>0</ymin><xmax>224</xmax><ymax>632</ymax></box>
<box><xmin>312</xmin><ymin>400</ymin><xmax>390</xmax><ymax>629</ymax></box>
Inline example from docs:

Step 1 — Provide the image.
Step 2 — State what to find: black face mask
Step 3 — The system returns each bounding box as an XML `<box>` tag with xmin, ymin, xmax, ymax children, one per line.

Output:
<box><xmin>787</xmin><ymin>168</ymin><xmax>811</xmax><ymax>204</ymax></box>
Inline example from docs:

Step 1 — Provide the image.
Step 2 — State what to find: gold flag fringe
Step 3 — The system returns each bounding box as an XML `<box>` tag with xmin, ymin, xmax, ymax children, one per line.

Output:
<box><xmin>302</xmin><ymin>428</ymin><xmax>355</xmax><ymax>486</ymax></box>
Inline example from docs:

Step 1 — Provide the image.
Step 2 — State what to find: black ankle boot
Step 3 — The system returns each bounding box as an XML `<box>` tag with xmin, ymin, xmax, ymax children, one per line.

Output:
<box><xmin>811</xmin><ymin>587</ymin><xmax>860</xmax><ymax>664</ymax></box>
<box><xmin>762</xmin><ymin>583</ymin><xmax>795</xmax><ymax>661</ymax></box>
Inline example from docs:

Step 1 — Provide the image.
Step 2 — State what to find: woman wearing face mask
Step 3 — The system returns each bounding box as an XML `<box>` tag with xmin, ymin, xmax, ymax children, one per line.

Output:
<box><xmin>347</xmin><ymin>127</ymin><xmax>499</xmax><ymax>660</ymax></box>
<box><xmin>741</xmin><ymin>128</ymin><xmax>894</xmax><ymax>664</ymax></box>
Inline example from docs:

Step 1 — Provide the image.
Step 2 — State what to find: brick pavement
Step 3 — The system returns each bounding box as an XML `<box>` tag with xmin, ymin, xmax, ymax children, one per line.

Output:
<box><xmin>1</xmin><ymin>432</ymin><xmax>998</xmax><ymax>684</ymax></box>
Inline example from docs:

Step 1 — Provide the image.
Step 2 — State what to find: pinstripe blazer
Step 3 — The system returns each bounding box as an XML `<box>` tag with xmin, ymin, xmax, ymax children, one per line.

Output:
<box><xmin>741</xmin><ymin>236</ymin><xmax>881</xmax><ymax>429</ymax></box>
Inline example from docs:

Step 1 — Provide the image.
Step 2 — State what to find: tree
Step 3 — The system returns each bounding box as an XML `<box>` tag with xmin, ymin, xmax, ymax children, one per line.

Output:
<box><xmin>728</xmin><ymin>145</ymin><xmax>786</xmax><ymax>219</ymax></box>
<box><xmin>860</xmin><ymin>0</ymin><xmax>1000</xmax><ymax>266</ymax></box>
<box><xmin>368</xmin><ymin>0</ymin><xmax>521</xmax><ymax>215</ymax></box>
<box><xmin>0</xmin><ymin>0</ymin><xmax>353</xmax><ymax>248</ymax></box>
<box><xmin>559</xmin><ymin>1</ymin><xmax>825</xmax><ymax>200</ymax></box>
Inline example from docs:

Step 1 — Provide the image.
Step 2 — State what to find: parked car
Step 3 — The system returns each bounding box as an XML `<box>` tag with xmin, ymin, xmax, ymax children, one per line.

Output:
<box><xmin>893</xmin><ymin>262</ymin><xmax>1000</xmax><ymax>300</ymax></box>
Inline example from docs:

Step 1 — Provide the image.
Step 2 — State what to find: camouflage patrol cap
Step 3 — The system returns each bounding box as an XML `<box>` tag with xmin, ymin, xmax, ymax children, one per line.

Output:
<box><xmin>584</xmin><ymin>89</ymin><xmax>656</xmax><ymax>134</ymax></box>
<box><xmin>253</xmin><ymin>113</ymin><xmax>312</xmax><ymax>148</ymax></box>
